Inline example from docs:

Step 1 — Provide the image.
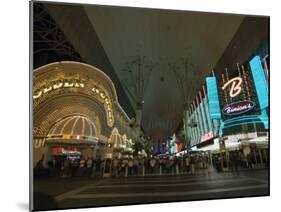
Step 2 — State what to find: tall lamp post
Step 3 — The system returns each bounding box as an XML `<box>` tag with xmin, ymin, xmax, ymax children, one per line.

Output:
<box><xmin>169</xmin><ymin>56</ymin><xmax>200</xmax><ymax>153</ymax></box>
<box><xmin>122</xmin><ymin>54</ymin><xmax>156</xmax><ymax>144</ymax></box>
<box><xmin>217</xmin><ymin>120</ymin><xmax>226</xmax><ymax>171</ymax></box>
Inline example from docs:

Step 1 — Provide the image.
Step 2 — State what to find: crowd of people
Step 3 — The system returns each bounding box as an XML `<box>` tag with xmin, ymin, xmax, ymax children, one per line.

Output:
<box><xmin>34</xmin><ymin>156</ymin><xmax>104</xmax><ymax>178</ymax></box>
<box><xmin>34</xmin><ymin>154</ymin><xmax>211</xmax><ymax>178</ymax></box>
<box><xmin>212</xmin><ymin>150</ymin><xmax>268</xmax><ymax>175</ymax></box>
<box><xmin>110</xmin><ymin>155</ymin><xmax>201</xmax><ymax>177</ymax></box>
<box><xmin>34</xmin><ymin>150</ymin><xmax>268</xmax><ymax>178</ymax></box>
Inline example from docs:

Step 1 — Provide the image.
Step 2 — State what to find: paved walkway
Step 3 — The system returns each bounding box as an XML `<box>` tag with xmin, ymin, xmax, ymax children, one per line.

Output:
<box><xmin>34</xmin><ymin>168</ymin><xmax>268</xmax><ymax>209</ymax></box>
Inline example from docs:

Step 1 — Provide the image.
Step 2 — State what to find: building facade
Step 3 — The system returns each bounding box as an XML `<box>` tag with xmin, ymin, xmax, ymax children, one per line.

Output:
<box><xmin>33</xmin><ymin>61</ymin><xmax>137</xmax><ymax>166</ymax></box>
<box><xmin>185</xmin><ymin>54</ymin><xmax>269</xmax><ymax>158</ymax></box>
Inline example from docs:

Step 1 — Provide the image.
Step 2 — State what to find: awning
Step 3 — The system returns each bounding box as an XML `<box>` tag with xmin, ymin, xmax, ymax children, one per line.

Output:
<box><xmin>248</xmin><ymin>136</ymin><xmax>268</xmax><ymax>143</ymax></box>
<box><xmin>45</xmin><ymin>138</ymin><xmax>98</xmax><ymax>146</ymax></box>
<box><xmin>241</xmin><ymin>136</ymin><xmax>268</xmax><ymax>148</ymax></box>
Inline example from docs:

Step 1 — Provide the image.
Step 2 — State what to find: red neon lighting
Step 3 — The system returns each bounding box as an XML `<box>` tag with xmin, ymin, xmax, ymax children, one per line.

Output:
<box><xmin>201</xmin><ymin>131</ymin><xmax>214</xmax><ymax>142</ymax></box>
<box><xmin>52</xmin><ymin>147</ymin><xmax>79</xmax><ymax>154</ymax></box>
<box><xmin>242</xmin><ymin>65</ymin><xmax>251</xmax><ymax>100</ymax></box>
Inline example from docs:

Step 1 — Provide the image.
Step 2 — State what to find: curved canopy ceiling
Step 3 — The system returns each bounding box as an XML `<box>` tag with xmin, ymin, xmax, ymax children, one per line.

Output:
<box><xmin>83</xmin><ymin>5</ymin><xmax>244</xmax><ymax>139</ymax></box>
<box><xmin>43</xmin><ymin>3</ymin><xmax>245</xmax><ymax>140</ymax></box>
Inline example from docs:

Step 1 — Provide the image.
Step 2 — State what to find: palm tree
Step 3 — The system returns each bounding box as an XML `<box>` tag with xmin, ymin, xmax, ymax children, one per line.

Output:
<box><xmin>143</xmin><ymin>138</ymin><xmax>153</xmax><ymax>156</ymax></box>
<box><xmin>132</xmin><ymin>135</ymin><xmax>154</xmax><ymax>157</ymax></box>
<box><xmin>132</xmin><ymin>140</ymin><xmax>144</xmax><ymax>156</ymax></box>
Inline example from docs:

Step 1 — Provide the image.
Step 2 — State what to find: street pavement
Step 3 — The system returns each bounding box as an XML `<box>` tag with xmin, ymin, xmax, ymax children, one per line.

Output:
<box><xmin>33</xmin><ymin>168</ymin><xmax>269</xmax><ymax>210</ymax></box>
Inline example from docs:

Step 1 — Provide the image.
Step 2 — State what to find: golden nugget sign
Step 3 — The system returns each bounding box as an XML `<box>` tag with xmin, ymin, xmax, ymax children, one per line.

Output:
<box><xmin>33</xmin><ymin>78</ymin><xmax>114</xmax><ymax>126</ymax></box>
<box><xmin>222</xmin><ymin>77</ymin><xmax>242</xmax><ymax>98</ymax></box>
<box><xmin>33</xmin><ymin>79</ymin><xmax>85</xmax><ymax>99</ymax></box>
<box><xmin>91</xmin><ymin>86</ymin><xmax>113</xmax><ymax>123</ymax></box>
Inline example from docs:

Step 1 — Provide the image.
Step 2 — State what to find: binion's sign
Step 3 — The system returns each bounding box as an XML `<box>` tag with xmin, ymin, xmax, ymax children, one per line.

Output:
<box><xmin>218</xmin><ymin>64</ymin><xmax>260</xmax><ymax>120</ymax></box>
<box><xmin>222</xmin><ymin>101</ymin><xmax>255</xmax><ymax>115</ymax></box>
<box><xmin>222</xmin><ymin>77</ymin><xmax>242</xmax><ymax>98</ymax></box>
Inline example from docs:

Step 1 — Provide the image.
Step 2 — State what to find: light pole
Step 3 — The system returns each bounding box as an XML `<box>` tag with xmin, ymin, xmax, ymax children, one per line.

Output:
<box><xmin>169</xmin><ymin>56</ymin><xmax>199</xmax><ymax>159</ymax></box>
<box><xmin>122</xmin><ymin>54</ymin><xmax>156</xmax><ymax>143</ymax></box>
<box><xmin>217</xmin><ymin>120</ymin><xmax>225</xmax><ymax>171</ymax></box>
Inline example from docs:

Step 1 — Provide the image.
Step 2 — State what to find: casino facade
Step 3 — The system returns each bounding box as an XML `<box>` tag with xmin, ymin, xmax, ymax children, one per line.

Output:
<box><xmin>185</xmin><ymin>54</ymin><xmax>269</xmax><ymax>163</ymax></box>
<box><xmin>32</xmin><ymin>61</ymin><xmax>137</xmax><ymax>166</ymax></box>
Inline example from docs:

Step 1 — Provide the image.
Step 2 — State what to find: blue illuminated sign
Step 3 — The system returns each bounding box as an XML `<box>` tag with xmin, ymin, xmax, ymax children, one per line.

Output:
<box><xmin>249</xmin><ymin>56</ymin><xmax>268</xmax><ymax>110</ymax></box>
<box><xmin>206</xmin><ymin>77</ymin><xmax>221</xmax><ymax>119</ymax></box>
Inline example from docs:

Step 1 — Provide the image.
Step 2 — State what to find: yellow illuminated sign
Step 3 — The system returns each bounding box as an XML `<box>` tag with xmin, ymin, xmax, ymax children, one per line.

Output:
<box><xmin>33</xmin><ymin>78</ymin><xmax>114</xmax><ymax>126</ymax></box>
<box><xmin>33</xmin><ymin>80</ymin><xmax>85</xmax><ymax>99</ymax></box>
<box><xmin>222</xmin><ymin>77</ymin><xmax>242</xmax><ymax>98</ymax></box>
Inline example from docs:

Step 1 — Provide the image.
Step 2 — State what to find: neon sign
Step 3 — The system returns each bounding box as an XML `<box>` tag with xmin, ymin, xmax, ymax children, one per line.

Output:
<box><xmin>33</xmin><ymin>79</ymin><xmax>85</xmax><ymax>99</ymax></box>
<box><xmin>201</xmin><ymin>131</ymin><xmax>214</xmax><ymax>142</ymax></box>
<box><xmin>222</xmin><ymin>77</ymin><xmax>242</xmax><ymax>98</ymax></box>
<box><xmin>222</xmin><ymin>101</ymin><xmax>255</xmax><ymax>115</ymax></box>
<box><xmin>33</xmin><ymin>78</ymin><xmax>114</xmax><ymax>126</ymax></box>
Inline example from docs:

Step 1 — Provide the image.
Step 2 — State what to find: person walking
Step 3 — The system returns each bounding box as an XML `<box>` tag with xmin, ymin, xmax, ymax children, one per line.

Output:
<box><xmin>86</xmin><ymin>157</ymin><xmax>93</xmax><ymax>177</ymax></box>
<box><xmin>62</xmin><ymin>158</ymin><xmax>71</xmax><ymax>178</ymax></box>
<box><xmin>123</xmin><ymin>158</ymin><xmax>129</xmax><ymax>177</ymax></box>
<box><xmin>145</xmin><ymin>158</ymin><xmax>150</xmax><ymax>175</ymax></box>
<box><xmin>128</xmin><ymin>158</ymin><xmax>133</xmax><ymax>176</ymax></box>
<box><xmin>163</xmin><ymin>158</ymin><xmax>168</xmax><ymax>174</ymax></box>
<box><xmin>150</xmin><ymin>157</ymin><xmax>156</xmax><ymax>174</ymax></box>
<box><xmin>71</xmin><ymin>158</ymin><xmax>79</xmax><ymax>177</ymax></box>
<box><xmin>159</xmin><ymin>157</ymin><xmax>163</xmax><ymax>175</ymax></box>
<box><xmin>112</xmin><ymin>157</ymin><xmax>119</xmax><ymax>178</ymax></box>
<box><xmin>119</xmin><ymin>159</ymin><xmax>124</xmax><ymax>176</ymax></box>
<box><xmin>174</xmin><ymin>157</ymin><xmax>179</xmax><ymax>175</ymax></box>
<box><xmin>139</xmin><ymin>157</ymin><xmax>145</xmax><ymax>176</ymax></box>
<box><xmin>247</xmin><ymin>153</ymin><xmax>253</xmax><ymax>169</ymax></box>
<box><xmin>185</xmin><ymin>156</ymin><xmax>190</xmax><ymax>173</ymax></box>
<box><xmin>47</xmin><ymin>158</ymin><xmax>54</xmax><ymax>177</ymax></box>
<box><xmin>95</xmin><ymin>159</ymin><xmax>102</xmax><ymax>178</ymax></box>
<box><xmin>91</xmin><ymin>159</ymin><xmax>97</xmax><ymax>178</ymax></box>
<box><xmin>133</xmin><ymin>157</ymin><xmax>139</xmax><ymax>175</ymax></box>
<box><xmin>77</xmin><ymin>157</ymin><xmax>84</xmax><ymax>177</ymax></box>
<box><xmin>215</xmin><ymin>155</ymin><xmax>223</xmax><ymax>172</ymax></box>
<box><xmin>231</xmin><ymin>152</ymin><xmax>240</xmax><ymax>175</ymax></box>
<box><xmin>169</xmin><ymin>157</ymin><xmax>175</xmax><ymax>175</ymax></box>
<box><xmin>180</xmin><ymin>157</ymin><xmax>184</xmax><ymax>173</ymax></box>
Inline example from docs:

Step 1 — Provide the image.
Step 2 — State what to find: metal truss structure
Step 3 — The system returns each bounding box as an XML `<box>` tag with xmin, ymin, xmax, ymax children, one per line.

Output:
<box><xmin>121</xmin><ymin>54</ymin><xmax>156</xmax><ymax>106</ymax></box>
<box><xmin>169</xmin><ymin>56</ymin><xmax>200</xmax><ymax>110</ymax></box>
<box><xmin>33</xmin><ymin>3</ymin><xmax>83</xmax><ymax>68</ymax></box>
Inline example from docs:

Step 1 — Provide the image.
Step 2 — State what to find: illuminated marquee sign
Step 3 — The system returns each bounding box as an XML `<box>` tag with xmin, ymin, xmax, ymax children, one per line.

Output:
<box><xmin>201</xmin><ymin>131</ymin><xmax>214</xmax><ymax>142</ymax></box>
<box><xmin>33</xmin><ymin>79</ymin><xmax>85</xmax><ymax>99</ymax></box>
<box><xmin>222</xmin><ymin>77</ymin><xmax>242</xmax><ymax>98</ymax></box>
<box><xmin>218</xmin><ymin>64</ymin><xmax>260</xmax><ymax>120</ymax></box>
<box><xmin>33</xmin><ymin>77</ymin><xmax>114</xmax><ymax>126</ymax></box>
<box><xmin>222</xmin><ymin>101</ymin><xmax>255</xmax><ymax>115</ymax></box>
